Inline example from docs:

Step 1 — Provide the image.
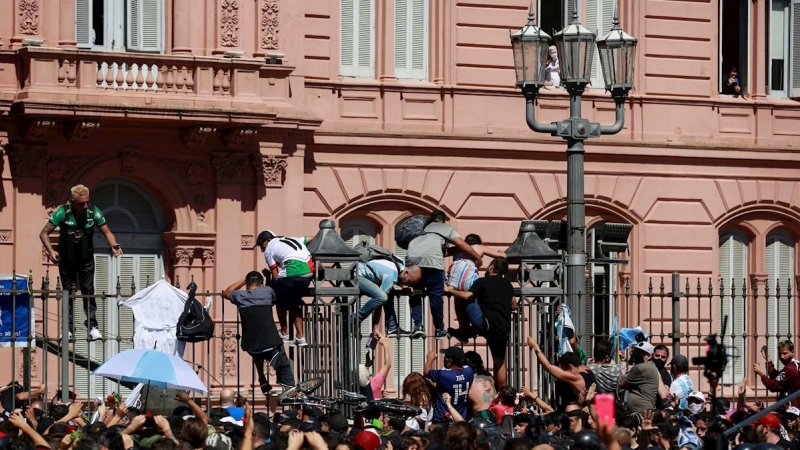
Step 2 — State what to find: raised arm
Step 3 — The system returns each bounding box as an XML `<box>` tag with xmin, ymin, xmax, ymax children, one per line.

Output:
<box><xmin>377</xmin><ymin>332</ymin><xmax>393</xmax><ymax>381</ymax></box>
<box><xmin>222</xmin><ymin>278</ymin><xmax>246</xmax><ymax>300</ymax></box>
<box><xmin>175</xmin><ymin>392</ymin><xmax>208</xmax><ymax>424</ymax></box>
<box><xmin>476</xmin><ymin>245</ymin><xmax>506</xmax><ymax>259</ymax></box>
<box><xmin>424</xmin><ymin>351</ymin><xmax>437</xmax><ymax>377</ymax></box>
<box><xmin>451</xmin><ymin>237</ymin><xmax>482</xmax><ymax>264</ymax></box>
<box><xmin>527</xmin><ymin>338</ymin><xmax>581</xmax><ymax>384</ymax></box>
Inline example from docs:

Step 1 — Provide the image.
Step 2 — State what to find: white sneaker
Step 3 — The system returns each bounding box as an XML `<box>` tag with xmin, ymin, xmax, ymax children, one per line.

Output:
<box><xmin>89</xmin><ymin>328</ymin><xmax>102</xmax><ymax>341</ymax></box>
<box><xmin>279</xmin><ymin>332</ymin><xmax>291</xmax><ymax>342</ymax></box>
<box><xmin>293</xmin><ymin>337</ymin><xmax>308</xmax><ymax>347</ymax></box>
<box><xmin>58</xmin><ymin>331</ymin><xmax>73</xmax><ymax>341</ymax></box>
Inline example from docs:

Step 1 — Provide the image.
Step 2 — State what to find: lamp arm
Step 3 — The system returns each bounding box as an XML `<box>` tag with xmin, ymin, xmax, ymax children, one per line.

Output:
<box><xmin>525</xmin><ymin>93</ymin><xmax>558</xmax><ymax>135</ymax></box>
<box><xmin>599</xmin><ymin>96</ymin><xmax>626</xmax><ymax>135</ymax></box>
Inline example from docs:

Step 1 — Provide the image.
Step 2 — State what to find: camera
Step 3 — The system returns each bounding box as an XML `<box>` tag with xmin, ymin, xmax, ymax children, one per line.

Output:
<box><xmin>692</xmin><ymin>317</ymin><xmax>729</xmax><ymax>384</ymax></box>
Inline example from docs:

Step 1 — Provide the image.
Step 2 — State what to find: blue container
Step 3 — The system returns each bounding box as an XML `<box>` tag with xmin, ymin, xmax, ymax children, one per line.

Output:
<box><xmin>0</xmin><ymin>274</ymin><xmax>31</xmax><ymax>347</ymax></box>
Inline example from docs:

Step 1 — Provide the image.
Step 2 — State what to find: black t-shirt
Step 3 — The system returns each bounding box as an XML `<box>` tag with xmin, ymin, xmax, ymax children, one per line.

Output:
<box><xmin>229</xmin><ymin>286</ymin><xmax>283</xmax><ymax>351</ymax></box>
<box><xmin>0</xmin><ymin>383</ymin><xmax>22</xmax><ymax>411</ymax></box>
<box><xmin>469</xmin><ymin>275</ymin><xmax>514</xmax><ymax>333</ymax></box>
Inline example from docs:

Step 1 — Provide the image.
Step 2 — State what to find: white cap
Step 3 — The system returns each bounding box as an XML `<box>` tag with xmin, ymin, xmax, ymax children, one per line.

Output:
<box><xmin>633</xmin><ymin>341</ymin><xmax>655</xmax><ymax>355</ymax></box>
<box><xmin>688</xmin><ymin>391</ymin><xmax>706</xmax><ymax>402</ymax></box>
<box><xmin>787</xmin><ymin>406</ymin><xmax>800</xmax><ymax>417</ymax></box>
<box><xmin>358</xmin><ymin>364</ymin><xmax>371</xmax><ymax>388</ymax></box>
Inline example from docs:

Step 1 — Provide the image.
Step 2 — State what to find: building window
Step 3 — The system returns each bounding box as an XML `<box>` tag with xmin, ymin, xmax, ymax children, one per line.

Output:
<box><xmin>340</xmin><ymin>0</ymin><xmax>375</xmax><ymax>78</ymax></box>
<box><xmin>586</xmin><ymin>222</ymin><xmax>621</xmax><ymax>346</ymax></box>
<box><xmin>767</xmin><ymin>0</ymin><xmax>800</xmax><ymax>98</ymax></box>
<box><xmin>718</xmin><ymin>230</ymin><xmax>748</xmax><ymax>384</ymax></box>
<box><xmin>719</xmin><ymin>0</ymin><xmax>749</xmax><ymax>95</ymax></box>
<box><xmin>394</xmin><ymin>0</ymin><xmax>429</xmax><ymax>80</ymax></box>
<box><xmin>585</xmin><ymin>0</ymin><xmax>614</xmax><ymax>89</ymax></box>
<box><xmin>765</xmin><ymin>231</ymin><xmax>795</xmax><ymax>360</ymax></box>
<box><xmin>76</xmin><ymin>0</ymin><xmax>164</xmax><ymax>53</ymax></box>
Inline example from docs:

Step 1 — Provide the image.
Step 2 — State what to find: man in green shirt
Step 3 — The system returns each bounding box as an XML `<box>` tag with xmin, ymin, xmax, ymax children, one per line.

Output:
<box><xmin>40</xmin><ymin>184</ymin><xmax>123</xmax><ymax>340</ymax></box>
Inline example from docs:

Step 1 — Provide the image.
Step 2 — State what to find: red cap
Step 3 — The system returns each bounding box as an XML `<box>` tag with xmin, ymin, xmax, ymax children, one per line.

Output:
<box><xmin>354</xmin><ymin>430</ymin><xmax>381</xmax><ymax>450</ymax></box>
<box><xmin>757</xmin><ymin>413</ymin><xmax>782</xmax><ymax>430</ymax></box>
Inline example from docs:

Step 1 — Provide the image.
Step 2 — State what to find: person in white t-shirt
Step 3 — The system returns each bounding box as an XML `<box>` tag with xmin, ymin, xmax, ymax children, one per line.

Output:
<box><xmin>255</xmin><ymin>230</ymin><xmax>314</xmax><ymax>347</ymax></box>
<box><xmin>669</xmin><ymin>354</ymin><xmax>693</xmax><ymax>410</ymax></box>
<box><xmin>545</xmin><ymin>45</ymin><xmax>561</xmax><ymax>89</ymax></box>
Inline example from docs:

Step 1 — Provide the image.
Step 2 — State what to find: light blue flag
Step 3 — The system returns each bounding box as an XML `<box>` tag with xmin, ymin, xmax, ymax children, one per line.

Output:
<box><xmin>556</xmin><ymin>304</ymin><xmax>575</xmax><ymax>357</ymax></box>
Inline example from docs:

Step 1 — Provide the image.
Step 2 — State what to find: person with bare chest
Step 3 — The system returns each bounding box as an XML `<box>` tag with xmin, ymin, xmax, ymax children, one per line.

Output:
<box><xmin>465</xmin><ymin>351</ymin><xmax>497</xmax><ymax>421</ymax></box>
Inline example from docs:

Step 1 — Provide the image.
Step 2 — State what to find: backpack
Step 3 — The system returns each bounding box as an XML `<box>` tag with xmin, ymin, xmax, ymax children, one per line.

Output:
<box><xmin>176</xmin><ymin>287</ymin><xmax>214</xmax><ymax>343</ymax></box>
<box><xmin>394</xmin><ymin>215</ymin><xmax>450</xmax><ymax>250</ymax></box>
<box><xmin>353</xmin><ymin>241</ymin><xmax>404</xmax><ymax>273</ymax></box>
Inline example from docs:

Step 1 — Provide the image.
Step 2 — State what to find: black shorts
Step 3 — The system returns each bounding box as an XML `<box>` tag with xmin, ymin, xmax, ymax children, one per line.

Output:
<box><xmin>274</xmin><ymin>276</ymin><xmax>311</xmax><ymax>309</ymax></box>
<box><xmin>485</xmin><ymin>326</ymin><xmax>509</xmax><ymax>360</ymax></box>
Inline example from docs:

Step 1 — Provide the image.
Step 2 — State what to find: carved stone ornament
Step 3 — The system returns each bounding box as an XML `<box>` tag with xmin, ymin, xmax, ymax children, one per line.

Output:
<box><xmin>181</xmin><ymin>126</ymin><xmax>217</xmax><ymax>147</ymax></box>
<box><xmin>260</xmin><ymin>0</ymin><xmax>279</xmax><ymax>50</ymax></box>
<box><xmin>241</xmin><ymin>235</ymin><xmax>254</xmax><ymax>248</ymax></box>
<box><xmin>221</xmin><ymin>327</ymin><xmax>238</xmax><ymax>377</ymax></box>
<box><xmin>202</xmin><ymin>249</ymin><xmax>215</xmax><ymax>265</ymax></box>
<box><xmin>21</xmin><ymin>118</ymin><xmax>56</xmax><ymax>142</ymax></box>
<box><xmin>174</xmin><ymin>248</ymin><xmax>193</xmax><ymax>265</ymax></box>
<box><xmin>19</xmin><ymin>348</ymin><xmax>38</xmax><ymax>380</ymax></box>
<box><xmin>18</xmin><ymin>0</ymin><xmax>40</xmax><ymax>35</ymax></box>
<box><xmin>63</xmin><ymin>120</ymin><xmax>100</xmax><ymax>143</ymax></box>
<box><xmin>7</xmin><ymin>144</ymin><xmax>45</xmax><ymax>177</ymax></box>
<box><xmin>212</xmin><ymin>151</ymin><xmax>248</xmax><ymax>184</ymax></box>
<box><xmin>220</xmin><ymin>127</ymin><xmax>256</xmax><ymax>149</ymax></box>
<box><xmin>0</xmin><ymin>229</ymin><xmax>11</xmax><ymax>243</ymax></box>
<box><xmin>185</xmin><ymin>163</ymin><xmax>207</xmax><ymax>185</ymax></box>
<box><xmin>45</xmin><ymin>156</ymin><xmax>84</xmax><ymax>206</ymax></box>
<box><xmin>220</xmin><ymin>0</ymin><xmax>240</xmax><ymax>48</ymax></box>
<box><xmin>259</xmin><ymin>154</ymin><xmax>288</xmax><ymax>187</ymax></box>
<box><xmin>120</xmin><ymin>148</ymin><xmax>140</xmax><ymax>172</ymax></box>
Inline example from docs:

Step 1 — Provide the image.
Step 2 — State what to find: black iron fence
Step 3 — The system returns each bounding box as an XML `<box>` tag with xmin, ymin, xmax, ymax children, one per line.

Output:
<box><xmin>0</xmin><ymin>271</ymin><xmax>795</xmax><ymax>412</ymax></box>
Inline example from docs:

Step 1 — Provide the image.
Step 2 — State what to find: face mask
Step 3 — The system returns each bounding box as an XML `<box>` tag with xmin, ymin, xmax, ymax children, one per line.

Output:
<box><xmin>688</xmin><ymin>403</ymin><xmax>703</xmax><ymax>415</ymax></box>
<box><xmin>654</xmin><ymin>359</ymin><xmax>666</xmax><ymax>371</ymax></box>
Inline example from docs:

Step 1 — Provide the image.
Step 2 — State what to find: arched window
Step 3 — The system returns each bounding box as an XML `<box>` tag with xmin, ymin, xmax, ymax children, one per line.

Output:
<box><xmin>587</xmin><ymin>222</ymin><xmax>620</xmax><ymax>343</ymax></box>
<box><xmin>341</xmin><ymin>217</ymin><xmax>378</xmax><ymax>247</ymax></box>
<box><xmin>766</xmin><ymin>231</ymin><xmax>795</xmax><ymax>360</ymax></box>
<box><xmin>718</xmin><ymin>230</ymin><xmax>748</xmax><ymax>384</ymax></box>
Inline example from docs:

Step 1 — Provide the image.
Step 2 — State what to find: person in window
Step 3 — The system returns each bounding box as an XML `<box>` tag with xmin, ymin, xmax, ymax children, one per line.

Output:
<box><xmin>255</xmin><ymin>230</ymin><xmax>314</xmax><ymax>347</ymax></box>
<box><xmin>222</xmin><ymin>271</ymin><xmax>295</xmax><ymax>395</ymax></box>
<box><xmin>722</xmin><ymin>67</ymin><xmax>742</xmax><ymax>96</ymax></box>
<box><xmin>754</xmin><ymin>340</ymin><xmax>800</xmax><ymax>408</ymax></box>
<box><xmin>40</xmin><ymin>184</ymin><xmax>123</xmax><ymax>341</ymax></box>
<box><xmin>545</xmin><ymin>45</ymin><xmax>561</xmax><ymax>89</ymax></box>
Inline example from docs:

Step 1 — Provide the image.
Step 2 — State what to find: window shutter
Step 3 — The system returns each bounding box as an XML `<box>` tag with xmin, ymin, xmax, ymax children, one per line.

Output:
<box><xmin>341</xmin><ymin>220</ymin><xmax>379</xmax><ymax>366</ymax></box>
<box><xmin>127</xmin><ymin>0</ymin><xmax>163</xmax><ymax>53</ymax></box>
<box><xmin>719</xmin><ymin>233</ymin><xmax>747</xmax><ymax>384</ymax></box>
<box><xmin>565</xmin><ymin>0</ymin><xmax>579</xmax><ymax>27</ymax></box>
<box><xmin>395</xmin><ymin>0</ymin><xmax>408</xmax><ymax>77</ymax></box>
<box><xmin>586</xmin><ymin>0</ymin><xmax>599</xmax><ymax>85</ymax></box>
<box><xmin>357</xmin><ymin>0</ymin><xmax>375</xmax><ymax>77</ymax></box>
<box><xmin>766</xmin><ymin>234</ymin><xmax>795</xmax><ymax>362</ymax></box>
<box><xmin>76</xmin><ymin>0</ymin><xmax>92</xmax><ymax>48</ymax></box>
<box><xmin>340</xmin><ymin>0</ymin><xmax>356</xmax><ymax>76</ymax></box>
<box><xmin>396</xmin><ymin>0</ymin><xmax>428</xmax><ymax>80</ymax></box>
<box><xmin>790</xmin><ymin>0</ymin><xmax>800</xmax><ymax>97</ymax></box>
<box><xmin>75</xmin><ymin>254</ymin><xmax>112</xmax><ymax>399</ymax></box>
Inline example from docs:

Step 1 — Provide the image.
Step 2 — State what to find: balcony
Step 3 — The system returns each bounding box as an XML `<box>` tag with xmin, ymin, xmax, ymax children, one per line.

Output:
<box><xmin>1</xmin><ymin>47</ymin><xmax>316</xmax><ymax>128</ymax></box>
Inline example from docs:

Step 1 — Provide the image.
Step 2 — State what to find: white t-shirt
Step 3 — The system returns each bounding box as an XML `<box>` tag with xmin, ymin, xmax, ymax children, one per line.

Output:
<box><xmin>264</xmin><ymin>236</ymin><xmax>313</xmax><ymax>278</ymax></box>
<box><xmin>670</xmin><ymin>373</ymin><xmax>694</xmax><ymax>410</ymax></box>
<box><xmin>546</xmin><ymin>59</ymin><xmax>561</xmax><ymax>86</ymax></box>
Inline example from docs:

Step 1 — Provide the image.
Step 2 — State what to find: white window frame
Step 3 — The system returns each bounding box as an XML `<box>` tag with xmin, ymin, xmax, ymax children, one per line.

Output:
<box><xmin>76</xmin><ymin>0</ymin><xmax>164</xmax><ymax>53</ymax></box>
<box><xmin>768</xmin><ymin>0</ymin><xmax>792</xmax><ymax>97</ymax></box>
<box><xmin>340</xmin><ymin>0</ymin><xmax>376</xmax><ymax>78</ymax></box>
<box><xmin>718</xmin><ymin>0</ymin><xmax>751</xmax><ymax>95</ymax></box>
<box><xmin>585</xmin><ymin>0</ymin><xmax>614</xmax><ymax>89</ymax></box>
<box><xmin>394</xmin><ymin>0</ymin><xmax>429</xmax><ymax>81</ymax></box>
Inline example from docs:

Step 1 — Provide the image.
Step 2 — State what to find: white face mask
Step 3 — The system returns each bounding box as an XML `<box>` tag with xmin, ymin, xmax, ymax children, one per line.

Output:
<box><xmin>688</xmin><ymin>403</ymin><xmax>703</xmax><ymax>415</ymax></box>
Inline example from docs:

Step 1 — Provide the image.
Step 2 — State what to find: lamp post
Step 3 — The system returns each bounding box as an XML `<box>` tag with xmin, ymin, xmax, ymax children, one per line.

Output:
<box><xmin>510</xmin><ymin>2</ymin><xmax>637</xmax><ymax>346</ymax></box>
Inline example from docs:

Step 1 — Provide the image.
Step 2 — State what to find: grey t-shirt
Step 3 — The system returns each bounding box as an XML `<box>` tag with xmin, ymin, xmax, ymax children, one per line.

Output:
<box><xmin>587</xmin><ymin>362</ymin><xmax>623</xmax><ymax>394</ymax></box>
<box><xmin>623</xmin><ymin>360</ymin><xmax>660</xmax><ymax>413</ymax></box>
<box><xmin>405</xmin><ymin>222</ymin><xmax>459</xmax><ymax>271</ymax></box>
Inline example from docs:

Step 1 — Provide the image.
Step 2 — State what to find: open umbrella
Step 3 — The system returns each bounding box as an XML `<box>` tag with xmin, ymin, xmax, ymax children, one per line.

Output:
<box><xmin>93</xmin><ymin>349</ymin><xmax>207</xmax><ymax>394</ymax></box>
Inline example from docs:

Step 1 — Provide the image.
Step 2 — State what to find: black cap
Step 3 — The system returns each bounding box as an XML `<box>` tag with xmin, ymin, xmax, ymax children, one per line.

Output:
<box><xmin>255</xmin><ymin>230</ymin><xmax>276</xmax><ymax>247</ymax></box>
<box><xmin>440</xmin><ymin>347</ymin><xmax>467</xmax><ymax>366</ymax></box>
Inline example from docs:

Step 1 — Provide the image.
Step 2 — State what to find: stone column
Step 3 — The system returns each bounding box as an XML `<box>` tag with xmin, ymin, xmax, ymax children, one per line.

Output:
<box><xmin>172</xmin><ymin>0</ymin><xmax>192</xmax><ymax>54</ymax></box>
<box><xmin>212</xmin><ymin>151</ymin><xmax>245</xmax><ymax>288</ymax></box>
<box><xmin>58</xmin><ymin>0</ymin><xmax>76</xmax><ymax>47</ymax></box>
<box><xmin>5</xmin><ymin>143</ymin><xmax>47</xmax><ymax>272</ymax></box>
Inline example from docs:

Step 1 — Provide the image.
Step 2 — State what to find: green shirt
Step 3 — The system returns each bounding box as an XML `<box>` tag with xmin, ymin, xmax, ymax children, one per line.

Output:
<box><xmin>49</xmin><ymin>204</ymin><xmax>106</xmax><ymax>262</ymax></box>
<box><xmin>577</xmin><ymin>346</ymin><xmax>588</xmax><ymax>366</ymax></box>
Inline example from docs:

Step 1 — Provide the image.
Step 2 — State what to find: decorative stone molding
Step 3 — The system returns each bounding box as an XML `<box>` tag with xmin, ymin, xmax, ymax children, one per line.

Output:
<box><xmin>174</xmin><ymin>248</ymin><xmax>193</xmax><ymax>266</ymax></box>
<box><xmin>45</xmin><ymin>156</ymin><xmax>84</xmax><ymax>206</ymax></box>
<box><xmin>221</xmin><ymin>327</ymin><xmax>238</xmax><ymax>377</ymax></box>
<box><xmin>19</xmin><ymin>348</ymin><xmax>38</xmax><ymax>380</ymax></box>
<box><xmin>18</xmin><ymin>0</ymin><xmax>40</xmax><ymax>35</ymax></box>
<box><xmin>20</xmin><ymin>118</ymin><xmax>56</xmax><ymax>142</ymax></box>
<box><xmin>241</xmin><ymin>235</ymin><xmax>254</xmax><ymax>248</ymax></box>
<box><xmin>180</xmin><ymin>126</ymin><xmax>216</xmax><ymax>147</ymax></box>
<box><xmin>6</xmin><ymin>144</ymin><xmax>45</xmax><ymax>177</ymax></box>
<box><xmin>185</xmin><ymin>163</ymin><xmax>207</xmax><ymax>185</ymax></box>
<box><xmin>258</xmin><ymin>154</ymin><xmax>288</xmax><ymax>187</ymax></box>
<box><xmin>220</xmin><ymin>0</ymin><xmax>240</xmax><ymax>48</ymax></box>
<box><xmin>211</xmin><ymin>151</ymin><xmax>248</xmax><ymax>184</ymax></box>
<box><xmin>220</xmin><ymin>127</ymin><xmax>256</xmax><ymax>149</ymax></box>
<box><xmin>202</xmin><ymin>249</ymin><xmax>215</xmax><ymax>265</ymax></box>
<box><xmin>0</xmin><ymin>229</ymin><xmax>12</xmax><ymax>243</ymax></box>
<box><xmin>63</xmin><ymin>120</ymin><xmax>100</xmax><ymax>143</ymax></box>
<box><xmin>120</xmin><ymin>148</ymin><xmax>140</xmax><ymax>172</ymax></box>
<box><xmin>260</xmin><ymin>0</ymin><xmax>279</xmax><ymax>50</ymax></box>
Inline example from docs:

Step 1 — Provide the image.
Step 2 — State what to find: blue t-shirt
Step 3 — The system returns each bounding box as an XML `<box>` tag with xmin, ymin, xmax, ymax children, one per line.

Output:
<box><xmin>225</xmin><ymin>406</ymin><xmax>244</xmax><ymax>421</ymax></box>
<box><xmin>427</xmin><ymin>366</ymin><xmax>474</xmax><ymax>423</ymax></box>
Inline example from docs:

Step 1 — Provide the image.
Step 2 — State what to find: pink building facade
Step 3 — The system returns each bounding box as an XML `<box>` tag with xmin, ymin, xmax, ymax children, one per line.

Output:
<box><xmin>0</xmin><ymin>0</ymin><xmax>799</xmax><ymax>399</ymax></box>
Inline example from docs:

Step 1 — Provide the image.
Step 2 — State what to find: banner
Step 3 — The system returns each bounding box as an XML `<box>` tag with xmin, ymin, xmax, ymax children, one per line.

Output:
<box><xmin>0</xmin><ymin>274</ymin><xmax>33</xmax><ymax>347</ymax></box>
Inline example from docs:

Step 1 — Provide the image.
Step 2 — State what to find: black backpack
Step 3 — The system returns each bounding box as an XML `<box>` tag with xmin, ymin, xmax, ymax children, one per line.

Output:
<box><xmin>394</xmin><ymin>215</ymin><xmax>450</xmax><ymax>250</ymax></box>
<box><xmin>176</xmin><ymin>284</ymin><xmax>214</xmax><ymax>343</ymax></box>
<box><xmin>353</xmin><ymin>241</ymin><xmax>404</xmax><ymax>272</ymax></box>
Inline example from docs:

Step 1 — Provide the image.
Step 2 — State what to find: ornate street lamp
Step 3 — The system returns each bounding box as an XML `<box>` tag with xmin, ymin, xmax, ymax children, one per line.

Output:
<box><xmin>509</xmin><ymin>9</ymin><xmax>551</xmax><ymax>91</ymax></box>
<box><xmin>510</xmin><ymin>0</ymin><xmax>637</xmax><ymax>347</ymax></box>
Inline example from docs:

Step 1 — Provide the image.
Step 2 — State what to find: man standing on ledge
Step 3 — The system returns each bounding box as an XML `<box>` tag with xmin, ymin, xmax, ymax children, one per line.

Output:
<box><xmin>40</xmin><ymin>184</ymin><xmax>122</xmax><ymax>340</ymax></box>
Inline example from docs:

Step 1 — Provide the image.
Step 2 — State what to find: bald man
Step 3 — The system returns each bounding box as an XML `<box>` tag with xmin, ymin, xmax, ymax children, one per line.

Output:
<box><xmin>219</xmin><ymin>388</ymin><xmax>244</xmax><ymax>421</ymax></box>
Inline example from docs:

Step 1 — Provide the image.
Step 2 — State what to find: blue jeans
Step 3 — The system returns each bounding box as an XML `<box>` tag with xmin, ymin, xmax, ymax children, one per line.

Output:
<box><xmin>409</xmin><ymin>268</ymin><xmax>446</xmax><ymax>330</ymax></box>
<box><xmin>465</xmin><ymin>302</ymin><xmax>487</xmax><ymax>333</ymax></box>
<box><xmin>357</xmin><ymin>278</ymin><xmax>399</xmax><ymax>330</ymax></box>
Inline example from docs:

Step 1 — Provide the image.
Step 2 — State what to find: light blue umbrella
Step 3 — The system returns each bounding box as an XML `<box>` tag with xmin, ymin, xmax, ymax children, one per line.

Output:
<box><xmin>93</xmin><ymin>348</ymin><xmax>206</xmax><ymax>393</ymax></box>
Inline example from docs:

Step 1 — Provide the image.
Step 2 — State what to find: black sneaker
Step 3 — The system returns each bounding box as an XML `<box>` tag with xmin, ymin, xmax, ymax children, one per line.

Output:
<box><xmin>386</xmin><ymin>327</ymin><xmax>412</xmax><ymax>337</ymax></box>
<box><xmin>447</xmin><ymin>327</ymin><xmax>470</xmax><ymax>344</ymax></box>
<box><xmin>434</xmin><ymin>329</ymin><xmax>448</xmax><ymax>340</ymax></box>
<box><xmin>260</xmin><ymin>382</ymin><xmax>272</xmax><ymax>395</ymax></box>
<box><xmin>411</xmin><ymin>324</ymin><xmax>425</xmax><ymax>339</ymax></box>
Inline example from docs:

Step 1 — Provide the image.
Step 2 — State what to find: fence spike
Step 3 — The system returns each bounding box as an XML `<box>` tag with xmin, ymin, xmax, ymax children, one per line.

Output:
<box><xmin>753</xmin><ymin>276</ymin><xmax>759</xmax><ymax>298</ymax></box>
<box><xmin>115</xmin><ymin>276</ymin><xmax>121</xmax><ymax>295</ymax></box>
<box><xmin>787</xmin><ymin>278</ymin><xmax>793</xmax><ymax>298</ymax></box>
<box><xmin>175</xmin><ymin>275</ymin><xmax>181</xmax><ymax>289</ymax></box>
<box><xmin>130</xmin><ymin>276</ymin><xmax>136</xmax><ymax>294</ymax></box>
<box><xmin>715</xmin><ymin>277</ymin><xmax>720</xmax><ymax>297</ymax></box>
<box><xmin>55</xmin><ymin>276</ymin><xmax>61</xmax><ymax>291</ymax></box>
<box><xmin>741</xmin><ymin>277</ymin><xmax>747</xmax><ymax>297</ymax></box>
<box><xmin>28</xmin><ymin>270</ymin><xmax>33</xmax><ymax>289</ymax></box>
<box><xmin>659</xmin><ymin>277</ymin><xmax>665</xmax><ymax>294</ymax></box>
<box><xmin>648</xmin><ymin>277</ymin><xmax>653</xmax><ymax>294</ymax></box>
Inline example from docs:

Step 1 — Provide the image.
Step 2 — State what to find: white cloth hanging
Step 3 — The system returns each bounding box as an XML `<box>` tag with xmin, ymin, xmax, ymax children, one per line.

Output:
<box><xmin>117</xmin><ymin>279</ymin><xmax>188</xmax><ymax>358</ymax></box>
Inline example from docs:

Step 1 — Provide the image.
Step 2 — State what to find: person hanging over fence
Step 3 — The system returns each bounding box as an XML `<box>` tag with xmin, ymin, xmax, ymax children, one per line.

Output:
<box><xmin>446</xmin><ymin>233</ymin><xmax>506</xmax><ymax>291</ymax></box>
<box><xmin>254</xmin><ymin>230</ymin><xmax>314</xmax><ymax>347</ymax></box>
<box><xmin>222</xmin><ymin>270</ymin><xmax>295</xmax><ymax>396</ymax></box>
<box><xmin>40</xmin><ymin>184</ymin><xmax>123</xmax><ymax>341</ymax></box>
<box><xmin>754</xmin><ymin>340</ymin><xmax>800</xmax><ymax>409</ymax></box>
<box><xmin>354</xmin><ymin>257</ymin><xmax>419</xmax><ymax>336</ymax></box>
<box><xmin>526</xmin><ymin>337</ymin><xmax>596</xmax><ymax>412</ymax></box>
